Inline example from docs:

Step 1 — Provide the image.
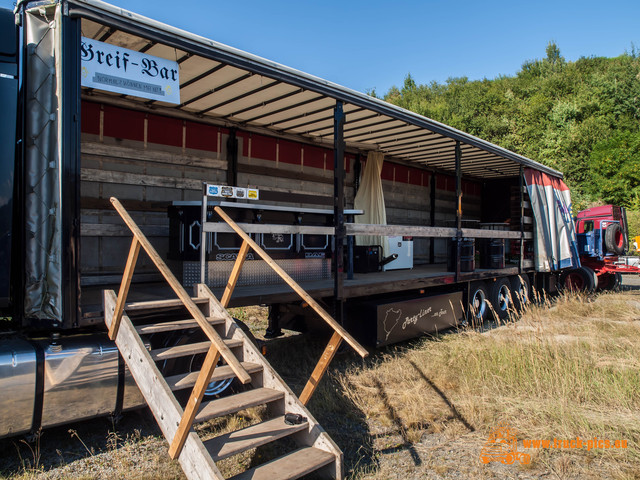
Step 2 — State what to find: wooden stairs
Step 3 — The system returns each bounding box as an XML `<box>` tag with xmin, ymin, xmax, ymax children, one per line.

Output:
<box><xmin>104</xmin><ymin>285</ymin><xmax>341</xmax><ymax>479</ymax></box>
<box><xmin>103</xmin><ymin>197</ymin><xmax>368</xmax><ymax>480</ymax></box>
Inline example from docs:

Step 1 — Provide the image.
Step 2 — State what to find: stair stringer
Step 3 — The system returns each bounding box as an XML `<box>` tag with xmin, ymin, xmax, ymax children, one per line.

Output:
<box><xmin>103</xmin><ymin>289</ymin><xmax>225</xmax><ymax>480</ymax></box>
<box><xmin>196</xmin><ymin>284</ymin><xmax>344</xmax><ymax>480</ymax></box>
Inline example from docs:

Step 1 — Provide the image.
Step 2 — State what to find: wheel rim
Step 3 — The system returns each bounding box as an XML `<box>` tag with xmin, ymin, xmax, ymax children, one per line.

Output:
<box><xmin>615</xmin><ymin>230</ymin><xmax>624</xmax><ymax>249</ymax></box>
<box><xmin>189</xmin><ymin>355</ymin><xmax>234</xmax><ymax>397</ymax></box>
<box><xmin>515</xmin><ymin>282</ymin><xmax>528</xmax><ymax>304</ymax></box>
<box><xmin>472</xmin><ymin>288</ymin><xmax>487</xmax><ymax>319</ymax></box>
<box><xmin>565</xmin><ymin>272</ymin><xmax>585</xmax><ymax>291</ymax></box>
<box><xmin>498</xmin><ymin>284</ymin><xmax>510</xmax><ymax>312</ymax></box>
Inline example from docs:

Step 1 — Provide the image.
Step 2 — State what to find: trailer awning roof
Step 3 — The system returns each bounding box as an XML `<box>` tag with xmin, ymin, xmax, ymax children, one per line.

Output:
<box><xmin>68</xmin><ymin>0</ymin><xmax>562</xmax><ymax>180</ymax></box>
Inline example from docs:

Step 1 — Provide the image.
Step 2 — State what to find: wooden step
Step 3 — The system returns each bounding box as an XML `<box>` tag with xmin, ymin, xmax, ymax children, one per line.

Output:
<box><xmin>203</xmin><ymin>416</ymin><xmax>309</xmax><ymax>462</ymax></box>
<box><xmin>165</xmin><ymin>362</ymin><xmax>263</xmax><ymax>391</ymax></box>
<box><xmin>151</xmin><ymin>338</ymin><xmax>243</xmax><ymax>362</ymax></box>
<box><xmin>195</xmin><ymin>388</ymin><xmax>284</xmax><ymax>424</ymax></box>
<box><xmin>228</xmin><ymin>447</ymin><xmax>335</xmax><ymax>480</ymax></box>
<box><xmin>124</xmin><ymin>297</ymin><xmax>209</xmax><ymax>312</ymax></box>
<box><xmin>135</xmin><ymin>316</ymin><xmax>225</xmax><ymax>335</ymax></box>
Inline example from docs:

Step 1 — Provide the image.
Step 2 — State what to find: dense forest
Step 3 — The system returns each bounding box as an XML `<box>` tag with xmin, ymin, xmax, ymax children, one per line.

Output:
<box><xmin>377</xmin><ymin>43</ymin><xmax>640</xmax><ymax>238</ymax></box>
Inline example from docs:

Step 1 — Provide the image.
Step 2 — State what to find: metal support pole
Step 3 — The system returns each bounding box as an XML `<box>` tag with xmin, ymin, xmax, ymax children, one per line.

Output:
<box><xmin>519</xmin><ymin>165</ymin><xmax>524</xmax><ymax>273</ymax></box>
<box><xmin>455</xmin><ymin>141</ymin><xmax>462</xmax><ymax>282</ymax></box>
<box><xmin>61</xmin><ymin>11</ymin><xmax>81</xmax><ymax>327</ymax></box>
<box><xmin>200</xmin><ymin>183</ymin><xmax>208</xmax><ymax>284</ymax></box>
<box><xmin>347</xmin><ymin>213</ymin><xmax>354</xmax><ymax>280</ymax></box>
<box><xmin>430</xmin><ymin>172</ymin><xmax>436</xmax><ymax>264</ymax></box>
<box><xmin>348</xmin><ymin>154</ymin><xmax>360</xmax><ymax>280</ymax></box>
<box><xmin>333</xmin><ymin>101</ymin><xmax>346</xmax><ymax>324</ymax></box>
<box><xmin>226</xmin><ymin>128</ymin><xmax>238</xmax><ymax>189</ymax></box>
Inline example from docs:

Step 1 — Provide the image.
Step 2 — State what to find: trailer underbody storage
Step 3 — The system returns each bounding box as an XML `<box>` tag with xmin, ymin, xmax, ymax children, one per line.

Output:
<box><xmin>0</xmin><ymin>1</ymin><xmax>603</xmax><ymax>478</ymax></box>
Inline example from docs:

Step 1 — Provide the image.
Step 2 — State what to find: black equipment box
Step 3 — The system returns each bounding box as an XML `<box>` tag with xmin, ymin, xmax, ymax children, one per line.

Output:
<box><xmin>353</xmin><ymin>245</ymin><xmax>381</xmax><ymax>273</ymax></box>
<box><xmin>346</xmin><ymin>291</ymin><xmax>464</xmax><ymax>347</ymax></box>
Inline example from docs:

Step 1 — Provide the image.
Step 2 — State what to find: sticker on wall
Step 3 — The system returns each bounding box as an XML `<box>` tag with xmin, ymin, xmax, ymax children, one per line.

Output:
<box><xmin>247</xmin><ymin>189</ymin><xmax>259</xmax><ymax>200</ymax></box>
<box><xmin>220</xmin><ymin>186</ymin><xmax>234</xmax><ymax>197</ymax></box>
<box><xmin>206</xmin><ymin>184</ymin><xmax>259</xmax><ymax>200</ymax></box>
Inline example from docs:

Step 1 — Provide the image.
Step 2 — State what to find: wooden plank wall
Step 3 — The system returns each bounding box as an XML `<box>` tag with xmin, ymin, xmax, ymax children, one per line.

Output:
<box><xmin>80</xmin><ymin>100</ymin><xmax>481</xmax><ymax>285</ymax></box>
<box><xmin>236</xmin><ymin>131</ymin><xmax>356</xmax><ymax>208</ymax></box>
<box><xmin>79</xmin><ymin>101</ymin><xmax>356</xmax><ymax>286</ymax></box>
<box><xmin>380</xmin><ymin>161</ymin><xmax>481</xmax><ymax>264</ymax></box>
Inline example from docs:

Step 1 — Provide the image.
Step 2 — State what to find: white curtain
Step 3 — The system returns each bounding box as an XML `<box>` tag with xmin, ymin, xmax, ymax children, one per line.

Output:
<box><xmin>354</xmin><ymin>151</ymin><xmax>390</xmax><ymax>255</ymax></box>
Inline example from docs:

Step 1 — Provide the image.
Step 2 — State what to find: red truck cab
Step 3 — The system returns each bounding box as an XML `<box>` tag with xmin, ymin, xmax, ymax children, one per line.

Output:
<box><xmin>576</xmin><ymin>205</ymin><xmax>627</xmax><ymax>257</ymax></box>
<box><xmin>570</xmin><ymin>204</ymin><xmax>640</xmax><ymax>291</ymax></box>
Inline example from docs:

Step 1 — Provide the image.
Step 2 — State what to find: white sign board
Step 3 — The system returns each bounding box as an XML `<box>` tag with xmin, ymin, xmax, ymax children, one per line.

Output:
<box><xmin>81</xmin><ymin>37</ymin><xmax>180</xmax><ymax>104</ymax></box>
<box><xmin>207</xmin><ymin>184</ymin><xmax>259</xmax><ymax>200</ymax></box>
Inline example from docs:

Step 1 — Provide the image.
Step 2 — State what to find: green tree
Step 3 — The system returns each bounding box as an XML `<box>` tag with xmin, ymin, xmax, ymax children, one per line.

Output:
<box><xmin>587</xmin><ymin>131</ymin><xmax>640</xmax><ymax>206</ymax></box>
<box><xmin>382</xmin><ymin>43</ymin><xmax>640</xmax><ymax>209</ymax></box>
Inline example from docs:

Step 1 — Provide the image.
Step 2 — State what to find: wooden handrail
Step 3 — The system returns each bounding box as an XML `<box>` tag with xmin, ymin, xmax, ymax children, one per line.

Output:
<box><xmin>108</xmin><ymin>237</ymin><xmax>140</xmax><ymax>340</ymax></box>
<box><xmin>214</xmin><ymin>206</ymin><xmax>368</xmax><ymax>358</ymax></box>
<box><xmin>299</xmin><ymin>332</ymin><xmax>342</xmax><ymax>405</ymax></box>
<box><xmin>108</xmin><ymin>197</ymin><xmax>251</xmax><ymax>385</ymax></box>
<box><xmin>169</xmin><ymin>344</ymin><xmax>221</xmax><ymax>459</ymax></box>
<box><xmin>221</xmin><ymin>240</ymin><xmax>250</xmax><ymax>308</ymax></box>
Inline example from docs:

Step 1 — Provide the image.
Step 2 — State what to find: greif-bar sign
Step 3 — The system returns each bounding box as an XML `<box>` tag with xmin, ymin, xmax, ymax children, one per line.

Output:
<box><xmin>80</xmin><ymin>37</ymin><xmax>180</xmax><ymax>104</ymax></box>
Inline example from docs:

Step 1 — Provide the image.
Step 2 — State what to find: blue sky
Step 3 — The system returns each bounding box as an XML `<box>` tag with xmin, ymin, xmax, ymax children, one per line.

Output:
<box><xmin>2</xmin><ymin>0</ymin><xmax>639</xmax><ymax>94</ymax></box>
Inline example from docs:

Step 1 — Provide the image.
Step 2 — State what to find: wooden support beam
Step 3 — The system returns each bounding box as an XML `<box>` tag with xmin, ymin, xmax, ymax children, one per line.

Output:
<box><xmin>347</xmin><ymin>223</ymin><xmax>457</xmax><ymax>238</ymax></box>
<box><xmin>110</xmin><ymin>197</ymin><xmax>250</xmax><ymax>384</ymax></box>
<box><xmin>221</xmin><ymin>240</ymin><xmax>250</xmax><ymax>308</ymax></box>
<box><xmin>299</xmin><ymin>332</ymin><xmax>343</xmax><ymax>405</ymax></box>
<box><xmin>214</xmin><ymin>206</ymin><xmax>368</xmax><ymax>359</ymax></box>
<box><xmin>108</xmin><ymin>238</ymin><xmax>140</xmax><ymax>340</ymax></box>
<box><xmin>203</xmin><ymin>223</ymin><xmax>335</xmax><ymax>235</ymax></box>
<box><xmin>169</xmin><ymin>345</ymin><xmax>221</xmax><ymax>459</ymax></box>
<box><xmin>345</xmin><ymin>223</ymin><xmax>521</xmax><ymax>239</ymax></box>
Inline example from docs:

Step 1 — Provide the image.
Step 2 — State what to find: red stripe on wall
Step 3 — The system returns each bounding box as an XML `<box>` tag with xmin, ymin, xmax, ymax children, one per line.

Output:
<box><xmin>408</xmin><ymin>167</ymin><xmax>423</xmax><ymax>186</ymax></box>
<box><xmin>344</xmin><ymin>153</ymin><xmax>353</xmax><ymax>173</ymax></box>
<box><xmin>81</xmin><ymin>101</ymin><xmax>100</xmax><ymax>135</ymax></box>
<box><xmin>394</xmin><ymin>165</ymin><xmax>409</xmax><ymax>184</ymax></box>
<box><xmin>381</xmin><ymin>162</ymin><xmax>394</xmax><ymax>181</ymax></box>
<box><xmin>103</xmin><ymin>104</ymin><xmax>144</xmax><ymax>141</ymax></box>
<box><xmin>279</xmin><ymin>139</ymin><xmax>302</xmax><ymax>165</ymax></box>
<box><xmin>251</xmin><ymin>134</ymin><xmax>277</xmax><ymax>161</ymax></box>
<box><xmin>304</xmin><ymin>145</ymin><xmax>326</xmax><ymax>169</ymax></box>
<box><xmin>148</xmin><ymin>114</ymin><xmax>182</xmax><ymax>147</ymax></box>
<box><xmin>185</xmin><ymin>121</ymin><xmax>218</xmax><ymax>152</ymax></box>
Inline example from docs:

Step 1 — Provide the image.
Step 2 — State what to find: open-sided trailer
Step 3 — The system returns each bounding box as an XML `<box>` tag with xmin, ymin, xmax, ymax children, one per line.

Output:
<box><xmin>0</xmin><ymin>1</ymin><xmax>583</xmax><ymax>478</ymax></box>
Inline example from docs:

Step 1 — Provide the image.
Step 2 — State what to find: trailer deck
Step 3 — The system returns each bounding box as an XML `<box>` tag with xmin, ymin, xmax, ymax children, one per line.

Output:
<box><xmin>81</xmin><ymin>263</ymin><xmax>523</xmax><ymax>323</ymax></box>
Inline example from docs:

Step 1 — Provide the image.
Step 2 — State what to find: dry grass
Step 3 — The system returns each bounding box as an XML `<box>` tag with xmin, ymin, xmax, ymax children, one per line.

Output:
<box><xmin>339</xmin><ymin>289</ymin><xmax>640</xmax><ymax>478</ymax></box>
<box><xmin>3</xmin><ymin>288</ymin><xmax>640</xmax><ymax>479</ymax></box>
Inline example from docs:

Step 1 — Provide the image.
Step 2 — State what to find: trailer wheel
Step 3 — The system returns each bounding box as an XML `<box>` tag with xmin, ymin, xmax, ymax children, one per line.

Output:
<box><xmin>597</xmin><ymin>272</ymin><xmax>622</xmax><ymax>291</ymax></box>
<box><xmin>509</xmin><ymin>274</ymin><xmax>531</xmax><ymax>310</ymax></box>
<box><xmin>613</xmin><ymin>272</ymin><xmax>623</xmax><ymax>290</ymax></box>
<box><xmin>560</xmin><ymin>266</ymin><xmax>596</xmax><ymax>293</ymax></box>
<box><xmin>489</xmin><ymin>278</ymin><xmax>513</xmax><ymax>320</ymax></box>
<box><xmin>468</xmin><ymin>282</ymin><xmax>489</xmax><ymax>326</ymax></box>
<box><xmin>605</xmin><ymin>223</ymin><xmax>625</xmax><ymax>255</ymax></box>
